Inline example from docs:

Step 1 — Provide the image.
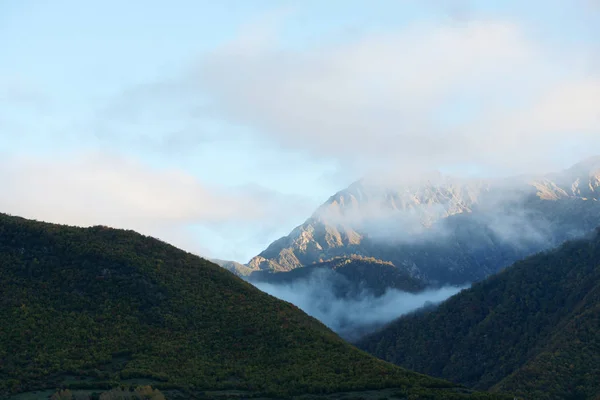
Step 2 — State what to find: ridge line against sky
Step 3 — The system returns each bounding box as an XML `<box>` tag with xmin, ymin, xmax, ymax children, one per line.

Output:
<box><xmin>1</xmin><ymin>0</ymin><xmax>599</xmax><ymax>262</ymax></box>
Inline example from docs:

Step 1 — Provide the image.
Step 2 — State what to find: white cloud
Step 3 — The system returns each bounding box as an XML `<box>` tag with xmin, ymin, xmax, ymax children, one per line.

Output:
<box><xmin>197</xmin><ymin>17</ymin><xmax>600</xmax><ymax>175</ymax></box>
<box><xmin>0</xmin><ymin>152</ymin><xmax>310</xmax><ymax>259</ymax></box>
<box><xmin>252</xmin><ymin>269</ymin><xmax>466</xmax><ymax>339</ymax></box>
<box><xmin>0</xmin><ymin>153</ymin><xmax>253</xmax><ymax>224</ymax></box>
<box><xmin>3</xmin><ymin>9</ymin><xmax>598</xmax><ymax>263</ymax></box>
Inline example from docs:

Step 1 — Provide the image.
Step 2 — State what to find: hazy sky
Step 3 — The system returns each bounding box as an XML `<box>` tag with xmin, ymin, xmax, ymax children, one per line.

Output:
<box><xmin>1</xmin><ymin>0</ymin><xmax>599</xmax><ymax>262</ymax></box>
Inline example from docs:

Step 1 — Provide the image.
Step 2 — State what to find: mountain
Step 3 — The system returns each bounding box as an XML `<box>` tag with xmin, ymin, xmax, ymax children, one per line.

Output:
<box><xmin>357</xmin><ymin>228</ymin><xmax>600</xmax><ymax>400</ymax></box>
<box><xmin>247</xmin><ymin>171</ymin><xmax>488</xmax><ymax>273</ymax></box>
<box><xmin>247</xmin><ymin>257</ymin><xmax>431</xmax><ymax>341</ymax></box>
<box><xmin>247</xmin><ymin>157</ymin><xmax>600</xmax><ymax>285</ymax></box>
<box><xmin>0</xmin><ymin>213</ymin><xmax>509</xmax><ymax>399</ymax></box>
<box><xmin>248</xmin><ymin>256</ymin><xmax>426</xmax><ymax>297</ymax></box>
<box><xmin>247</xmin><ymin>256</ymin><xmax>467</xmax><ymax>342</ymax></box>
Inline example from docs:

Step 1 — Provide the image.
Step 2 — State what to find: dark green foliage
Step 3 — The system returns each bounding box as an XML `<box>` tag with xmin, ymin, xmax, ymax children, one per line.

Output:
<box><xmin>0</xmin><ymin>214</ymin><xmax>508</xmax><ymax>399</ymax></box>
<box><xmin>358</xmin><ymin>229</ymin><xmax>600</xmax><ymax>399</ymax></box>
<box><xmin>248</xmin><ymin>255</ymin><xmax>425</xmax><ymax>297</ymax></box>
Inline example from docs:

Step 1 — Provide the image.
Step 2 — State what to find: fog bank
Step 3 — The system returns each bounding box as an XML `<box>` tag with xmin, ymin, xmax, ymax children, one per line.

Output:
<box><xmin>251</xmin><ymin>271</ymin><xmax>466</xmax><ymax>340</ymax></box>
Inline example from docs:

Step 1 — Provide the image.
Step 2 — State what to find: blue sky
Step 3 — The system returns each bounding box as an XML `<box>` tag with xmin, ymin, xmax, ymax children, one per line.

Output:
<box><xmin>1</xmin><ymin>0</ymin><xmax>599</xmax><ymax>262</ymax></box>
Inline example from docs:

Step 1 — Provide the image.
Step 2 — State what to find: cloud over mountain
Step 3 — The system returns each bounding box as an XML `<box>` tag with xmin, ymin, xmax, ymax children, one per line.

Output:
<box><xmin>0</xmin><ymin>152</ymin><xmax>313</xmax><ymax>258</ymax></box>
<box><xmin>252</xmin><ymin>268</ymin><xmax>465</xmax><ymax>340</ymax></box>
<box><xmin>198</xmin><ymin>16</ymin><xmax>600</xmax><ymax>175</ymax></box>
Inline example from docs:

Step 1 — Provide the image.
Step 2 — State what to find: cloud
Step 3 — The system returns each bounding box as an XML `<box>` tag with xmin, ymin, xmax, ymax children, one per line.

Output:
<box><xmin>252</xmin><ymin>269</ymin><xmax>465</xmax><ymax>340</ymax></box>
<box><xmin>4</xmin><ymin>7</ymin><xmax>597</xmax><ymax>264</ymax></box>
<box><xmin>0</xmin><ymin>153</ymin><xmax>257</xmax><ymax>224</ymax></box>
<box><xmin>80</xmin><ymin>11</ymin><xmax>599</xmax><ymax>183</ymax></box>
<box><xmin>310</xmin><ymin>167</ymin><xmax>594</xmax><ymax>252</ymax></box>
<box><xmin>0</xmin><ymin>152</ymin><xmax>310</xmax><ymax>259</ymax></box>
<box><xmin>315</xmin><ymin>187</ymin><xmax>457</xmax><ymax>243</ymax></box>
<box><xmin>195</xmin><ymin>17</ymin><xmax>600</xmax><ymax>175</ymax></box>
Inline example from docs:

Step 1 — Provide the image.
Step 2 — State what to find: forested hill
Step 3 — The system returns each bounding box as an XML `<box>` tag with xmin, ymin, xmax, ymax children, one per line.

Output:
<box><xmin>248</xmin><ymin>256</ymin><xmax>426</xmax><ymax>297</ymax></box>
<box><xmin>357</xmin><ymin>228</ymin><xmax>600</xmax><ymax>400</ymax></box>
<box><xmin>0</xmin><ymin>213</ymin><xmax>509</xmax><ymax>399</ymax></box>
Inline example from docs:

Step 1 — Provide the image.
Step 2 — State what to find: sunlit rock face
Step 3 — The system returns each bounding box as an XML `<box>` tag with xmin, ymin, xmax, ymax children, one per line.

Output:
<box><xmin>246</xmin><ymin>157</ymin><xmax>600</xmax><ymax>285</ymax></box>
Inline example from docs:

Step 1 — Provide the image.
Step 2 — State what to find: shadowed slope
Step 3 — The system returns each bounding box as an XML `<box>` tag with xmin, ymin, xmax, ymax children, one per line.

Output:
<box><xmin>358</xmin><ymin>228</ymin><xmax>600</xmax><ymax>400</ymax></box>
<box><xmin>0</xmin><ymin>213</ymin><xmax>509</xmax><ymax>399</ymax></box>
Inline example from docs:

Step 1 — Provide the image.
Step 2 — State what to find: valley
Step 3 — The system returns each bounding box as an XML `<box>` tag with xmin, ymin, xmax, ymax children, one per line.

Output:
<box><xmin>357</xmin><ymin>228</ymin><xmax>600</xmax><ymax>399</ymax></box>
<box><xmin>3</xmin><ymin>3</ymin><xmax>599</xmax><ymax>397</ymax></box>
<box><xmin>0</xmin><ymin>213</ymin><xmax>510</xmax><ymax>399</ymax></box>
<box><xmin>209</xmin><ymin>158</ymin><xmax>600</xmax><ymax>341</ymax></box>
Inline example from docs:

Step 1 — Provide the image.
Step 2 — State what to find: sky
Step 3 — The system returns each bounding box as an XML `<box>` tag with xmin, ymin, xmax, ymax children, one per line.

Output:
<box><xmin>1</xmin><ymin>0</ymin><xmax>599</xmax><ymax>262</ymax></box>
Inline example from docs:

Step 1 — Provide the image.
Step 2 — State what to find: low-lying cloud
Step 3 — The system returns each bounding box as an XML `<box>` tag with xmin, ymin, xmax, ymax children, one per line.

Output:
<box><xmin>312</xmin><ymin>174</ymin><xmax>560</xmax><ymax>248</ymax></box>
<box><xmin>251</xmin><ymin>269</ymin><xmax>465</xmax><ymax>340</ymax></box>
<box><xmin>0</xmin><ymin>152</ymin><xmax>313</xmax><ymax>260</ymax></box>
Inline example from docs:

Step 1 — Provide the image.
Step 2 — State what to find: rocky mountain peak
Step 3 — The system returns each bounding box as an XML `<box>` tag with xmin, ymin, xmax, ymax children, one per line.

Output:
<box><xmin>532</xmin><ymin>156</ymin><xmax>600</xmax><ymax>200</ymax></box>
<box><xmin>245</xmin><ymin>156</ymin><xmax>600</xmax><ymax>276</ymax></box>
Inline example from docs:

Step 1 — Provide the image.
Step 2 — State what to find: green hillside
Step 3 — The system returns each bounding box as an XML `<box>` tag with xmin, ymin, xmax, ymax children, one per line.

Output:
<box><xmin>248</xmin><ymin>255</ymin><xmax>425</xmax><ymax>297</ymax></box>
<box><xmin>211</xmin><ymin>258</ymin><xmax>257</xmax><ymax>277</ymax></box>
<box><xmin>358</xmin><ymin>229</ymin><xmax>600</xmax><ymax>399</ymax></box>
<box><xmin>0</xmin><ymin>214</ymin><xmax>509</xmax><ymax>399</ymax></box>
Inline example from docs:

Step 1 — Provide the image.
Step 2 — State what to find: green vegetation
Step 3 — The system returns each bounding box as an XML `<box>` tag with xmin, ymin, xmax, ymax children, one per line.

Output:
<box><xmin>48</xmin><ymin>385</ymin><xmax>165</xmax><ymax>400</ymax></box>
<box><xmin>210</xmin><ymin>259</ymin><xmax>257</xmax><ymax>277</ymax></box>
<box><xmin>248</xmin><ymin>255</ymin><xmax>425</xmax><ymax>297</ymax></box>
<box><xmin>358</xmin><ymin>228</ymin><xmax>600</xmax><ymax>399</ymax></box>
<box><xmin>0</xmin><ymin>214</ymin><xmax>510</xmax><ymax>399</ymax></box>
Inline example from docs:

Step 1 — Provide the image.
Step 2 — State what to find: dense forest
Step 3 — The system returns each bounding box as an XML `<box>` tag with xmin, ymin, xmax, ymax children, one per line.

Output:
<box><xmin>248</xmin><ymin>255</ymin><xmax>426</xmax><ymax>297</ymax></box>
<box><xmin>0</xmin><ymin>213</ymin><xmax>511</xmax><ymax>399</ymax></box>
<box><xmin>358</xmin><ymin>228</ymin><xmax>600</xmax><ymax>400</ymax></box>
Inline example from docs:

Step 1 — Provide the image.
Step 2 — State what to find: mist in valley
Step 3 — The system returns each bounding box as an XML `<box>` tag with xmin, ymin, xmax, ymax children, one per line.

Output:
<box><xmin>250</xmin><ymin>268</ymin><xmax>467</xmax><ymax>340</ymax></box>
<box><xmin>247</xmin><ymin>162</ymin><xmax>600</xmax><ymax>339</ymax></box>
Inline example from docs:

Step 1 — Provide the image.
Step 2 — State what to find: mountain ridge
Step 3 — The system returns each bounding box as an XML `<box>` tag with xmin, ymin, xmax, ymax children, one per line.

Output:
<box><xmin>245</xmin><ymin>157</ymin><xmax>600</xmax><ymax>285</ymax></box>
<box><xmin>249</xmin><ymin>255</ymin><xmax>424</xmax><ymax>294</ymax></box>
<box><xmin>0</xmin><ymin>212</ymin><xmax>510</xmax><ymax>399</ymax></box>
<box><xmin>357</xmin><ymin>227</ymin><xmax>600</xmax><ymax>399</ymax></box>
<box><xmin>210</xmin><ymin>258</ymin><xmax>257</xmax><ymax>276</ymax></box>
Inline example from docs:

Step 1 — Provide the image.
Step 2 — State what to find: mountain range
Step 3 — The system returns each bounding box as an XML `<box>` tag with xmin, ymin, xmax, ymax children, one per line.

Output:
<box><xmin>2</xmin><ymin>157</ymin><xmax>599</xmax><ymax>399</ymax></box>
<box><xmin>357</xmin><ymin>227</ymin><xmax>600</xmax><ymax>400</ymax></box>
<box><xmin>0</xmin><ymin>213</ymin><xmax>509</xmax><ymax>399</ymax></box>
<box><xmin>242</xmin><ymin>156</ymin><xmax>600</xmax><ymax>286</ymax></box>
<box><xmin>247</xmin><ymin>256</ymin><xmax>434</xmax><ymax>340</ymax></box>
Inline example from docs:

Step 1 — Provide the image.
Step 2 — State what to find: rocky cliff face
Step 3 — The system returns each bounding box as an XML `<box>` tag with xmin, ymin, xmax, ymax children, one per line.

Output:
<box><xmin>248</xmin><ymin>175</ymin><xmax>490</xmax><ymax>271</ymax></box>
<box><xmin>533</xmin><ymin>155</ymin><xmax>600</xmax><ymax>200</ymax></box>
<box><xmin>247</xmin><ymin>156</ymin><xmax>600</xmax><ymax>284</ymax></box>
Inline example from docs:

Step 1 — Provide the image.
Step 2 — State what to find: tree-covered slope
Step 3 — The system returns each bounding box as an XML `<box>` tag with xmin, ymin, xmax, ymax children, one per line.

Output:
<box><xmin>0</xmin><ymin>213</ymin><xmax>508</xmax><ymax>399</ymax></box>
<box><xmin>248</xmin><ymin>256</ymin><xmax>426</xmax><ymax>297</ymax></box>
<box><xmin>210</xmin><ymin>258</ymin><xmax>257</xmax><ymax>276</ymax></box>
<box><xmin>357</xmin><ymin>229</ymin><xmax>600</xmax><ymax>399</ymax></box>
